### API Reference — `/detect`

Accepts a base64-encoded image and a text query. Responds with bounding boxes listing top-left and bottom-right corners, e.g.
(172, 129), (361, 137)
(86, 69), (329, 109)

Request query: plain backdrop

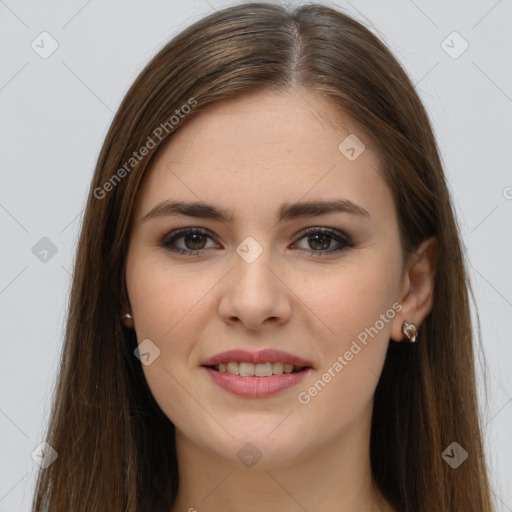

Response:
(1, 0), (511, 510)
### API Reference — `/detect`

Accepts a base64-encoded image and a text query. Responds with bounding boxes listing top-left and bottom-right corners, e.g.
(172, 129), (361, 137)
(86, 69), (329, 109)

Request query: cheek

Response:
(126, 249), (218, 341)
(293, 254), (400, 409)
(298, 255), (401, 351)
(125, 251), (217, 429)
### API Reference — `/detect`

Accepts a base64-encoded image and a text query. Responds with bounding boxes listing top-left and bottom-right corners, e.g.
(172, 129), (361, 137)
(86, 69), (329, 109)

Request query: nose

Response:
(218, 241), (292, 331)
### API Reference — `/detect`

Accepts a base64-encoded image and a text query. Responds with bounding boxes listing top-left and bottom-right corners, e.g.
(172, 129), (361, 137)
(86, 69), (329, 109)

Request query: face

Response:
(125, 89), (406, 468)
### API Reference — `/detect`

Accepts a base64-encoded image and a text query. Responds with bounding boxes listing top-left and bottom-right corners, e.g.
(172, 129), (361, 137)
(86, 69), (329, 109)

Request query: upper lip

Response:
(201, 349), (314, 369)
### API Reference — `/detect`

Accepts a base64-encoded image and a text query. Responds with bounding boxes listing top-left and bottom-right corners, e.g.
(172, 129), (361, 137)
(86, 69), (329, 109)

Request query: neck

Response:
(170, 401), (394, 512)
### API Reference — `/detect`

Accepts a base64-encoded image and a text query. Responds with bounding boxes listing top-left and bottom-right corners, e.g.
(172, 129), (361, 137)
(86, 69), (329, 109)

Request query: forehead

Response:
(133, 89), (392, 226)
(156, 89), (374, 165)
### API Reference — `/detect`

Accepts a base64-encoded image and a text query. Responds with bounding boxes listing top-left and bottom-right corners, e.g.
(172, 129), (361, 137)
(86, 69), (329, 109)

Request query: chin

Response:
(194, 423), (310, 470)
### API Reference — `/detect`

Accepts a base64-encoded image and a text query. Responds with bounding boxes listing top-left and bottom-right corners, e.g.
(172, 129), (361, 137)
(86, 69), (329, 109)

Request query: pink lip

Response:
(201, 349), (314, 398)
(201, 348), (314, 368)
(202, 367), (313, 398)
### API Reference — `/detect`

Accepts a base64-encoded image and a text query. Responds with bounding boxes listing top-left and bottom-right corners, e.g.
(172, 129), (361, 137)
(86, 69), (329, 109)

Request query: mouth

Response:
(202, 363), (313, 398)
(203, 361), (312, 377)
(200, 349), (314, 397)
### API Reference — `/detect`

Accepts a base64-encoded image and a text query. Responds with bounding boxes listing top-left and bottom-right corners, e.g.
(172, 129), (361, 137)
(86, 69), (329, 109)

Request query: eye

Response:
(160, 228), (218, 256)
(292, 227), (354, 256)
(159, 227), (354, 256)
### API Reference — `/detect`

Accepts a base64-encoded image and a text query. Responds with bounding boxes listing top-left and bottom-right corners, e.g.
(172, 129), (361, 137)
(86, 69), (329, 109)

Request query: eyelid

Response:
(160, 227), (219, 247)
(159, 225), (354, 256)
(290, 226), (354, 255)
(294, 226), (352, 244)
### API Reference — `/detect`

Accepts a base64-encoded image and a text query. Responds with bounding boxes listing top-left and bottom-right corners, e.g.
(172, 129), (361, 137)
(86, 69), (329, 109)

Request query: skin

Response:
(124, 89), (437, 512)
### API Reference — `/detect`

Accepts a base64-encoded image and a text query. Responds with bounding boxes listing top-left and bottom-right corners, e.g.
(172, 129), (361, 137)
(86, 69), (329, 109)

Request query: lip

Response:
(201, 349), (314, 368)
(200, 349), (314, 398)
(202, 366), (313, 398)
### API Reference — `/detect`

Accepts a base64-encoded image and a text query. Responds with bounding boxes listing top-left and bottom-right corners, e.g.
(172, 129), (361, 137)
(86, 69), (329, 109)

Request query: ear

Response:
(390, 236), (438, 342)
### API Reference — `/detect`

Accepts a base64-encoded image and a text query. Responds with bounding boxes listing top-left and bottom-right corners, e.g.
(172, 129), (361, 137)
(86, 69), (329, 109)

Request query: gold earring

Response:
(402, 321), (417, 342)
(122, 313), (134, 328)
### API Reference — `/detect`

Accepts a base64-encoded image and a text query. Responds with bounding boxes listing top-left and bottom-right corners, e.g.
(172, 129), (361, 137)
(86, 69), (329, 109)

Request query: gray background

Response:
(1, 0), (511, 510)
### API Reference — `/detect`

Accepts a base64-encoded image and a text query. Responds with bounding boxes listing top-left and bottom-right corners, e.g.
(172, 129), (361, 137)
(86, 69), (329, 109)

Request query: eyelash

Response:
(159, 227), (355, 257)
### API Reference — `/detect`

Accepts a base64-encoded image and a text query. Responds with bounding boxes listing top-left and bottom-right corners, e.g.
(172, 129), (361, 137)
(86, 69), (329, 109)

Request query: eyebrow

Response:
(142, 199), (371, 224)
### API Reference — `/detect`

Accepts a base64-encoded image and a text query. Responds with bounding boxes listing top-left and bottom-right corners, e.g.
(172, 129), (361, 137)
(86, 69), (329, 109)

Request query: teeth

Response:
(239, 362), (254, 376)
(255, 362), (272, 377)
(214, 361), (305, 376)
(226, 362), (239, 375)
(271, 362), (283, 375)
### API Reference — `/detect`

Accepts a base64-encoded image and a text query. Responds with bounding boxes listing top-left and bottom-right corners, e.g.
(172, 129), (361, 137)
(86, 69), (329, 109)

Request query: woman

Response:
(31, 2), (494, 511)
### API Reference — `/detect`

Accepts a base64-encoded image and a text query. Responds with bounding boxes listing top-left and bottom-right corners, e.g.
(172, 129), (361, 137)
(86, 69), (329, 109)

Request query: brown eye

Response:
(293, 228), (354, 255)
(160, 228), (217, 255)
(307, 233), (332, 251)
(182, 233), (208, 250)
(160, 227), (354, 257)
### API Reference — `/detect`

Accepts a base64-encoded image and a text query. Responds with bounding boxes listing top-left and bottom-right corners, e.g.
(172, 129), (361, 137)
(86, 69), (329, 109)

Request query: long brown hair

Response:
(31, 2), (494, 510)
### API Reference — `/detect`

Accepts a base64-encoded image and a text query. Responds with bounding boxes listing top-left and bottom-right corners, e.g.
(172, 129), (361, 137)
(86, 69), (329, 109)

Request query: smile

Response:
(209, 361), (307, 376)
(202, 365), (312, 398)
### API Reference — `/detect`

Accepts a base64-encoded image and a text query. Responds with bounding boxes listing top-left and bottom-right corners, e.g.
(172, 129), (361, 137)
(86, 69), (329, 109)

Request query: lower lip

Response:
(202, 367), (312, 398)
